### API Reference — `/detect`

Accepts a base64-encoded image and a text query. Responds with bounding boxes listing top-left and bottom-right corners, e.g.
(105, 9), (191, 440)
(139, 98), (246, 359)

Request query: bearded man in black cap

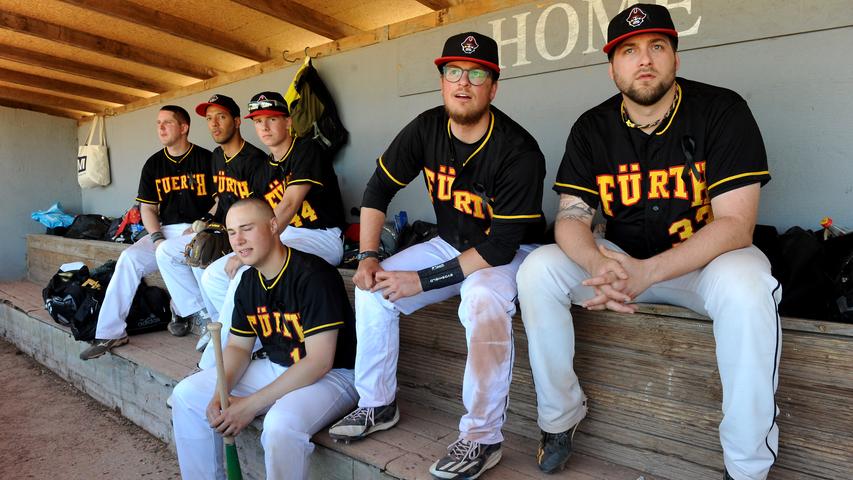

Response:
(517, 5), (780, 479)
(328, 31), (546, 479)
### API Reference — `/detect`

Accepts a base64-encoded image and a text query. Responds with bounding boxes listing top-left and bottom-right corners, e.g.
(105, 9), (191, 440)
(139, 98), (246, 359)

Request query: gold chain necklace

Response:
(164, 144), (194, 163)
(622, 84), (680, 130)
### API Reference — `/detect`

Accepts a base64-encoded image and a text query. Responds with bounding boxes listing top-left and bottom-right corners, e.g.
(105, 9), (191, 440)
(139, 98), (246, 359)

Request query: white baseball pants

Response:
(156, 229), (206, 317)
(354, 236), (534, 445)
(172, 360), (357, 480)
(95, 223), (190, 339)
(197, 227), (343, 370)
(517, 241), (782, 480)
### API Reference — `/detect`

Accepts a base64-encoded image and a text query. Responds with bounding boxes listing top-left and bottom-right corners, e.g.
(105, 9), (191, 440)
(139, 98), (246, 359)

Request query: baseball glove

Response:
(184, 223), (232, 268)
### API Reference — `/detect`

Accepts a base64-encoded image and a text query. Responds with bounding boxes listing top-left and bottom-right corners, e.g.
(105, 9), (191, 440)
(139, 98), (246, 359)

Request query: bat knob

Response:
(208, 322), (223, 333)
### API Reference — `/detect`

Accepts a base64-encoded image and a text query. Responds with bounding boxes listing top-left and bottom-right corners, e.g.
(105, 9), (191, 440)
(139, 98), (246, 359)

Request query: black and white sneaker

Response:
(429, 438), (502, 480)
(537, 421), (581, 473)
(328, 402), (399, 443)
(724, 470), (735, 480)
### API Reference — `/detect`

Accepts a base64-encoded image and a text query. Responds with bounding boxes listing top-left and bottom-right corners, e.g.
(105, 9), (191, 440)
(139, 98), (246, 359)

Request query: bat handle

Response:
(208, 322), (235, 445)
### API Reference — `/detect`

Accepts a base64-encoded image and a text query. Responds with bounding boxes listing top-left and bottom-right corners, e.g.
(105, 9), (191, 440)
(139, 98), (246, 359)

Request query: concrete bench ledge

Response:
(16, 234), (853, 480)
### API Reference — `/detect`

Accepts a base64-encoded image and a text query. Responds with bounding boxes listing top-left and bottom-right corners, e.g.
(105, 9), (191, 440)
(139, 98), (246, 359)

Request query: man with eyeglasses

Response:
(156, 94), (268, 348)
(328, 32), (545, 479)
(196, 91), (347, 370)
(517, 5), (779, 479)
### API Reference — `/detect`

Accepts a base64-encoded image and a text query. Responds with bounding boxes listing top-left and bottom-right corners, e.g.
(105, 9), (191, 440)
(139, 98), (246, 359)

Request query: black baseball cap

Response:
(434, 32), (500, 79)
(245, 91), (289, 119)
(603, 4), (678, 55)
(195, 94), (240, 117)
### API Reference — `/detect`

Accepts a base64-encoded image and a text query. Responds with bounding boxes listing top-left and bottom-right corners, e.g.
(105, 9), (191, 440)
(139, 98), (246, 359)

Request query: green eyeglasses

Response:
(442, 66), (491, 86)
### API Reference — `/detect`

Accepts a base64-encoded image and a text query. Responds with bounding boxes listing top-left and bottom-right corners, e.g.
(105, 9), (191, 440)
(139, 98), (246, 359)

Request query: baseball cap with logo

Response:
(245, 91), (289, 119)
(434, 31), (501, 79)
(603, 3), (678, 55)
(195, 94), (240, 117)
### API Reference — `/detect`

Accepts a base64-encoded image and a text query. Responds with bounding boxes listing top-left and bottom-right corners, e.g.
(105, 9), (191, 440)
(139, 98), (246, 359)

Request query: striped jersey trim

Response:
(446, 112), (495, 167)
(708, 171), (769, 191)
(554, 182), (598, 196)
(286, 178), (324, 187)
(135, 197), (158, 204)
(260, 247), (291, 291)
(230, 326), (256, 335)
(303, 321), (344, 336)
(379, 156), (406, 186)
(492, 213), (542, 220)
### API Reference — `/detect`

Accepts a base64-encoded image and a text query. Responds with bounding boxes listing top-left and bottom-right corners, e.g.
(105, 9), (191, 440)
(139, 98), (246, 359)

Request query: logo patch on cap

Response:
(460, 35), (479, 54)
(208, 95), (219, 102)
(626, 7), (647, 28)
(258, 95), (267, 100)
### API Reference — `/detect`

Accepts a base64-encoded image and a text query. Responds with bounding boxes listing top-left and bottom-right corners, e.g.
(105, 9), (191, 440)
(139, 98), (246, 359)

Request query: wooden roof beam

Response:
(415, 0), (458, 10)
(0, 10), (219, 79)
(56, 0), (272, 63)
(0, 67), (141, 105)
(0, 85), (103, 114)
(0, 98), (87, 119)
(0, 44), (177, 94)
(230, 0), (363, 40)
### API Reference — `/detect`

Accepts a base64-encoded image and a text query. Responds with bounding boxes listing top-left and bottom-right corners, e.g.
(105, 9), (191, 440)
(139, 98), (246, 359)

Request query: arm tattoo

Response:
(556, 195), (595, 223)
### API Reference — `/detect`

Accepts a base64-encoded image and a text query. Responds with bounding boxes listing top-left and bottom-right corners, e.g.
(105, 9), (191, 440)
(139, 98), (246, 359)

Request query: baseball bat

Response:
(209, 322), (244, 480)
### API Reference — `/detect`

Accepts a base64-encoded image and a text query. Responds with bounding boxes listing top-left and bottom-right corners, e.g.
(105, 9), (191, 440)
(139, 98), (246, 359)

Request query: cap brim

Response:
(603, 28), (678, 54)
(244, 109), (288, 119)
(434, 56), (500, 74)
(195, 102), (214, 117)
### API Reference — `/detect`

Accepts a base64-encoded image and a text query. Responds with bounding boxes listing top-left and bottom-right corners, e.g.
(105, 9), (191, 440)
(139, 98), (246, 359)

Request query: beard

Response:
(444, 103), (490, 126)
(214, 128), (236, 145)
(615, 70), (676, 106)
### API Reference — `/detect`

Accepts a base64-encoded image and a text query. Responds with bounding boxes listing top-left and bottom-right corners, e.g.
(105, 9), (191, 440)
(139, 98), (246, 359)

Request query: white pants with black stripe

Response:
(196, 226), (343, 370)
(517, 241), (782, 480)
(95, 223), (190, 339)
(172, 360), (357, 480)
(354, 236), (535, 446)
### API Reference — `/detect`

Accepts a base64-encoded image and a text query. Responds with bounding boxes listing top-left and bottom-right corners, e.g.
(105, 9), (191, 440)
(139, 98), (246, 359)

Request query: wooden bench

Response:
(12, 234), (853, 479)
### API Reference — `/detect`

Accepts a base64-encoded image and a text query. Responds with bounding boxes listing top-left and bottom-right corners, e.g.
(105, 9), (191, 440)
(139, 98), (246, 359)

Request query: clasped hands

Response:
(581, 245), (655, 313)
(207, 395), (258, 437)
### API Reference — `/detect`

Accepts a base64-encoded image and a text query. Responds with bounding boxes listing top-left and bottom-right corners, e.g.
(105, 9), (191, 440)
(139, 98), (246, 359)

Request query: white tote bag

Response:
(77, 115), (111, 188)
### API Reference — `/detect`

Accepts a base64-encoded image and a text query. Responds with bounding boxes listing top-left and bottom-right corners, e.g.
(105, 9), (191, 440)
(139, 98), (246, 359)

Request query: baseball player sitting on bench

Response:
(156, 94), (267, 349)
(516, 5), (781, 480)
(171, 198), (357, 480)
(80, 105), (214, 360)
(328, 32), (546, 480)
(196, 91), (346, 369)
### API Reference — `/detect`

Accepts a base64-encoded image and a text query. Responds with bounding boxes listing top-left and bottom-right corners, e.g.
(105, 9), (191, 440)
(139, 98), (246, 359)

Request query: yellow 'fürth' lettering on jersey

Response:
(154, 174), (208, 202)
(597, 161), (708, 216)
(423, 165), (491, 220)
(214, 170), (251, 199)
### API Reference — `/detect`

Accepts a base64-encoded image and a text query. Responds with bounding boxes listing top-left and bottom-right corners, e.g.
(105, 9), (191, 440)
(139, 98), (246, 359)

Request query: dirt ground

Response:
(0, 339), (181, 479)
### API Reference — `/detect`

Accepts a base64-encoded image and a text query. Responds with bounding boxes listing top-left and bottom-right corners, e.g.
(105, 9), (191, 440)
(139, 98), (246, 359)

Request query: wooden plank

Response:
(414, 0), (457, 11)
(0, 97), (86, 119)
(0, 9), (217, 80)
(0, 43), (173, 93)
(230, 0), (362, 40)
(0, 66), (138, 105)
(0, 85), (101, 114)
(56, 0), (272, 63)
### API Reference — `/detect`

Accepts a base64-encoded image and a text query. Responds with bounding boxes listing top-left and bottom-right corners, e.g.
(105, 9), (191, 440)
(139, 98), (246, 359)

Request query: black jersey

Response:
(555, 78), (770, 259)
(135, 144), (214, 225)
(231, 248), (356, 369)
(258, 136), (346, 230)
(211, 140), (268, 222)
(362, 105), (546, 266)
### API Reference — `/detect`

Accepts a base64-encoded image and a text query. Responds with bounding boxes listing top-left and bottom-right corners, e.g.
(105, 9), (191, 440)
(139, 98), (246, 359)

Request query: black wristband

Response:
(418, 257), (464, 291)
(200, 213), (214, 223)
(356, 250), (381, 262)
(150, 231), (165, 242)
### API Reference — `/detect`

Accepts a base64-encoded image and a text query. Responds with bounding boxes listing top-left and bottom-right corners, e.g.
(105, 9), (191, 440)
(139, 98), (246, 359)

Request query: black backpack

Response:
(43, 265), (91, 328)
(42, 260), (116, 341)
(125, 280), (171, 335)
(286, 58), (348, 153)
(64, 214), (113, 240)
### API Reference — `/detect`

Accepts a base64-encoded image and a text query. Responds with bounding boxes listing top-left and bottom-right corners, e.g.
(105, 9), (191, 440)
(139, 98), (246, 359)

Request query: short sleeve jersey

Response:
(231, 248), (356, 369)
(256, 136), (346, 230)
(135, 144), (214, 225)
(362, 106), (546, 262)
(211, 141), (268, 221)
(555, 78), (770, 259)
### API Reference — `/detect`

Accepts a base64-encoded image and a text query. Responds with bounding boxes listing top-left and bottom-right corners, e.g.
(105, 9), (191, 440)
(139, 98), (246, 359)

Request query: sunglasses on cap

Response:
(248, 99), (288, 111)
(442, 66), (491, 86)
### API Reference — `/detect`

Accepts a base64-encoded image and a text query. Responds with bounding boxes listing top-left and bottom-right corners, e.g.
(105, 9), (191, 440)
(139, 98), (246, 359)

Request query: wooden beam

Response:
(0, 44), (177, 94)
(0, 67), (139, 105)
(0, 98), (86, 119)
(415, 0), (457, 10)
(56, 0), (271, 63)
(0, 85), (103, 114)
(230, 0), (363, 40)
(0, 10), (219, 79)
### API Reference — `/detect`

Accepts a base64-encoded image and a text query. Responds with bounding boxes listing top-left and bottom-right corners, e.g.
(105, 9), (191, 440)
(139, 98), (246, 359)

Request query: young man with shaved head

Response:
(171, 198), (357, 480)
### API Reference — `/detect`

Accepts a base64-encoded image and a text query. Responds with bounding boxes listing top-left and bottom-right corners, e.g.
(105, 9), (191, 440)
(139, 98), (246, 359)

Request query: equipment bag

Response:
(78, 115), (111, 188)
(43, 264), (91, 327)
(284, 56), (348, 152)
(126, 280), (171, 335)
(64, 214), (113, 240)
